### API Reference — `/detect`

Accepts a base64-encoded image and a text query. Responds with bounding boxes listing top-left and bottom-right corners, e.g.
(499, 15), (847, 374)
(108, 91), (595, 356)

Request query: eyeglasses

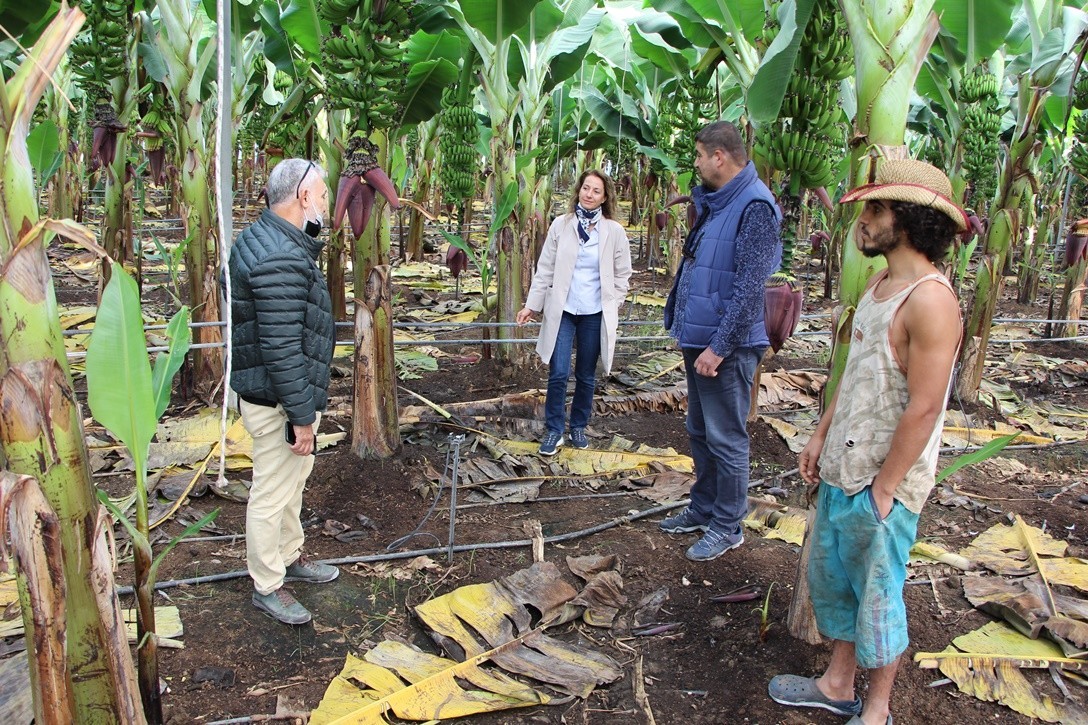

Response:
(295, 161), (315, 198)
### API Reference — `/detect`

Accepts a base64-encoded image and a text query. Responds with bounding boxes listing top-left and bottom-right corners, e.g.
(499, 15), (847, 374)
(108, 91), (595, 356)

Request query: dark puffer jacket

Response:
(228, 208), (334, 426)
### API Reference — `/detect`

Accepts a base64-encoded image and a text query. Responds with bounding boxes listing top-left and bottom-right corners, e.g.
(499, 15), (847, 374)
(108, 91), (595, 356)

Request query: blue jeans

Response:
(682, 346), (764, 534)
(545, 311), (602, 434)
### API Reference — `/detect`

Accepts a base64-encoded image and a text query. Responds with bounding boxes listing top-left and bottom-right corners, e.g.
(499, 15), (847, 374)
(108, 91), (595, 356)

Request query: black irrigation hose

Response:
(118, 467), (809, 596)
(115, 500), (688, 597)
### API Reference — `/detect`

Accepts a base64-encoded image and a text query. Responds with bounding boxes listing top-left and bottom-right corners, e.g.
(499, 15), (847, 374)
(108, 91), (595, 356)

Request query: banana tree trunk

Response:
(47, 62), (79, 221)
(1057, 258), (1087, 337)
(323, 111), (349, 320)
(958, 80), (1047, 400)
(178, 113), (223, 391)
(0, 9), (145, 721)
(406, 167), (433, 261)
(406, 120), (438, 261)
(351, 132), (400, 459)
(492, 117), (522, 362)
(102, 141), (131, 265)
(823, 0), (938, 403)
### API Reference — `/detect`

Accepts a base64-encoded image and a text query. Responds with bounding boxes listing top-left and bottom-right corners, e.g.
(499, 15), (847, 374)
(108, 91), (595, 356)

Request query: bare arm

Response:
(799, 386), (839, 486)
(870, 281), (961, 516)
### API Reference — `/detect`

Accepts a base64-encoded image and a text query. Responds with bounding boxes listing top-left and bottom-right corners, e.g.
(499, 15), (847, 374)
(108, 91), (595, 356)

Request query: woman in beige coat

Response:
(516, 169), (632, 455)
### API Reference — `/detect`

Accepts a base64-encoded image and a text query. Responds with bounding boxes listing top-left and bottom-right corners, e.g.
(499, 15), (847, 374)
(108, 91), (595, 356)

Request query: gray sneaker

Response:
(569, 428), (590, 449)
(539, 430), (564, 456)
(253, 588), (311, 625)
(686, 528), (744, 561)
(659, 507), (709, 534)
(285, 555), (339, 584)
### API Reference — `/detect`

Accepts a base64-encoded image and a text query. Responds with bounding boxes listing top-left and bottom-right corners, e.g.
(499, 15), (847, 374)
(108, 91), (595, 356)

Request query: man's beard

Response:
(858, 225), (900, 258)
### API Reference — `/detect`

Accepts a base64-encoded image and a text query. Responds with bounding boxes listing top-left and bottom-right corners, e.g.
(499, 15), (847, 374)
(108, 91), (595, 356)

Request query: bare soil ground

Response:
(30, 197), (1088, 724)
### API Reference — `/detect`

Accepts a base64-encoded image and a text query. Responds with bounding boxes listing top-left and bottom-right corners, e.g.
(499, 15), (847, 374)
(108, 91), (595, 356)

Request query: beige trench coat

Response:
(523, 213), (632, 374)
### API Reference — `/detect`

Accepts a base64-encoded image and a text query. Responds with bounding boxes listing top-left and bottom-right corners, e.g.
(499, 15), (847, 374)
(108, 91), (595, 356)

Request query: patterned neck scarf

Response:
(574, 204), (602, 243)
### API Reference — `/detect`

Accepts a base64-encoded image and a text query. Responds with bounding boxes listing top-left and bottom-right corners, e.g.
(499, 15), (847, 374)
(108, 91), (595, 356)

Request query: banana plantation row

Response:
(1, 0), (1088, 722)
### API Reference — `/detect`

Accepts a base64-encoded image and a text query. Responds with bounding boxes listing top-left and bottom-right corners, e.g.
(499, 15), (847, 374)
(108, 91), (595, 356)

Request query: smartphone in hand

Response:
(284, 421), (316, 455)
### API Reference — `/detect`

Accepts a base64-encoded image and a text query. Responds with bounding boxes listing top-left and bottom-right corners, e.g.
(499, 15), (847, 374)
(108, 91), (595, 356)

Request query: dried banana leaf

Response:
(311, 564), (622, 723)
(915, 622), (1088, 722)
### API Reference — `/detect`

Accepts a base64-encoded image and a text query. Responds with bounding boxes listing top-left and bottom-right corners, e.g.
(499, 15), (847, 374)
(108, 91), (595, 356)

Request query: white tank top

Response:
(818, 271), (956, 513)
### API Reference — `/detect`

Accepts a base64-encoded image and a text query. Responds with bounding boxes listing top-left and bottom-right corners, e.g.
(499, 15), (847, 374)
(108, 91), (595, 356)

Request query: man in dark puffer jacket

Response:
(229, 158), (338, 625)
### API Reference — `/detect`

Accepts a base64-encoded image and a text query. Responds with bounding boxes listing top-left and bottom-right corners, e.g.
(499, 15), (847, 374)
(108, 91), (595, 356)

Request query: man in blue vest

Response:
(660, 121), (782, 561)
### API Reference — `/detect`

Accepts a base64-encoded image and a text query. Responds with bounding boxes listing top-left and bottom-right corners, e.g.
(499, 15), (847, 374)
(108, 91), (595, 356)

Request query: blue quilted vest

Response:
(664, 162), (781, 350)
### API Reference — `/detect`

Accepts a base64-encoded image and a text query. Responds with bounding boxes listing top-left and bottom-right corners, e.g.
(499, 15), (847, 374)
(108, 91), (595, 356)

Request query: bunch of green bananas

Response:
(800, 0), (853, 81)
(1073, 75), (1088, 112)
(439, 87), (480, 203)
(687, 83), (714, 105)
(963, 102), (1001, 137)
(267, 114), (309, 159)
(756, 123), (842, 188)
(760, 15), (780, 52)
(960, 90), (1002, 205)
(1069, 113), (1088, 179)
(319, 0), (411, 132)
(960, 68), (1000, 104)
(70, 0), (132, 94)
(318, 0), (360, 25)
(140, 107), (170, 152)
(756, 0), (849, 191)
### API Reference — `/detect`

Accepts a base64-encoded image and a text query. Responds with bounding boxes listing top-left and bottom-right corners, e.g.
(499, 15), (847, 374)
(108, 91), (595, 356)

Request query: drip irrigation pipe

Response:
(118, 468), (808, 596)
(115, 500), (688, 596)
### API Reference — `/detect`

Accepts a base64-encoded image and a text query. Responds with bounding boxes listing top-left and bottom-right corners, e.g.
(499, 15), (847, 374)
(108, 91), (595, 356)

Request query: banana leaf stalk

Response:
(0, 5), (145, 721)
(824, 0), (940, 402)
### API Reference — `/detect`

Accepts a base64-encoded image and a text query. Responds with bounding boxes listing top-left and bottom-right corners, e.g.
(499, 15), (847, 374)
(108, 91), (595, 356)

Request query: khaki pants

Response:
(240, 400), (321, 595)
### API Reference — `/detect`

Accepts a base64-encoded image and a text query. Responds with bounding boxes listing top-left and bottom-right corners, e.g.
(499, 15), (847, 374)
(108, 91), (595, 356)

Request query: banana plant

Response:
(957, 1), (1088, 401)
(405, 116), (440, 260)
(913, 0), (1017, 248)
(39, 56), (83, 220)
(140, 0), (223, 392)
(312, 0), (413, 458)
(69, 0), (139, 276)
(512, 0), (605, 264)
(427, 0), (608, 360)
(822, 0), (942, 402)
(86, 263), (212, 724)
(0, 6), (145, 721)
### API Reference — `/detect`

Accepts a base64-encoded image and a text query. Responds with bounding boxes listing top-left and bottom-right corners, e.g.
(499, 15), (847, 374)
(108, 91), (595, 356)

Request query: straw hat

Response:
(840, 159), (968, 231)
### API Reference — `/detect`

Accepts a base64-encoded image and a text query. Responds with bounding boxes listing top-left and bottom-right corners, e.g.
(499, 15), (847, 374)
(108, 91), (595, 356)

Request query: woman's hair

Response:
(569, 169), (616, 219)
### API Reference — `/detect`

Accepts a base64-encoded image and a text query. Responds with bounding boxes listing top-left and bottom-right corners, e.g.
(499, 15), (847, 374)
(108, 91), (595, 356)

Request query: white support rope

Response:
(215, 0), (233, 486)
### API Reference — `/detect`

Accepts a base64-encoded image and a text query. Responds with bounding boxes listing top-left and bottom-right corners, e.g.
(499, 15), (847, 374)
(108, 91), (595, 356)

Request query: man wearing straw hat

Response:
(768, 159), (965, 725)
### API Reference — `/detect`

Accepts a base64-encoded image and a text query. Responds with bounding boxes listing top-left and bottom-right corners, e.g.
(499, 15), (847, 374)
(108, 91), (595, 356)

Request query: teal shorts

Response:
(808, 481), (919, 669)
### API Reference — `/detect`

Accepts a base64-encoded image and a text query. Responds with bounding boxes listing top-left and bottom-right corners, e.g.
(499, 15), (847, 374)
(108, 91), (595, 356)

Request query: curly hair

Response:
(889, 201), (959, 263)
(569, 169), (616, 219)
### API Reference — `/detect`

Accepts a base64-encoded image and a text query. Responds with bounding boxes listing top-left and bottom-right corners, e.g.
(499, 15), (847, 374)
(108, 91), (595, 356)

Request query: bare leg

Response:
(816, 639), (858, 701)
(858, 656), (898, 724)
